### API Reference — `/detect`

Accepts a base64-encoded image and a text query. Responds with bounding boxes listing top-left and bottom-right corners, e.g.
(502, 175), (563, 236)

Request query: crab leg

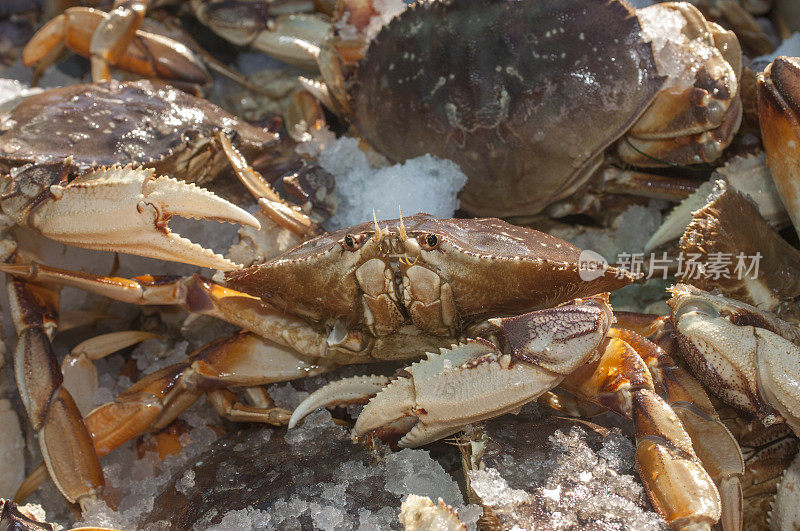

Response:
(560, 330), (721, 529)
(610, 324), (744, 531)
(88, 0), (147, 82)
(23, 6), (211, 84)
(217, 132), (319, 239)
(0, 163), (260, 270)
(85, 331), (336, 456)
(290, 295), (614, 443)
(0, 264), (339, 360)
(7, 276), (104, 509)
(62, 330), (162, 415)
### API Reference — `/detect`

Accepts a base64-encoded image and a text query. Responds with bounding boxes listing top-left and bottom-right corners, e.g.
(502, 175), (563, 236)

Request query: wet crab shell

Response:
(346, 0), (663, 217)
(0, 80), (278, 184)
(225, 213), (635, 328)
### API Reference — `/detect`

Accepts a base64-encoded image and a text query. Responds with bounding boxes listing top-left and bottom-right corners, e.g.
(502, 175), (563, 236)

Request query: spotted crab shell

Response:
(0, 80), (277, 184)
(348, 0), (663, 217)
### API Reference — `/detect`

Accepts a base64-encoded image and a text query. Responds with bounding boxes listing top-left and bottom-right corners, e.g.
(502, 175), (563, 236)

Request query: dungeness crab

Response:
(0, 79), (315, 270)
(0, 213), (728, 528)
(297, 0), (742, 217)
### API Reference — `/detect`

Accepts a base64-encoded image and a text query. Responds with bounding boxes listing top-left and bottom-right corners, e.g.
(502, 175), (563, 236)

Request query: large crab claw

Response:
(669, 284), (800, 435)
(291, 295), (612, 447)
(1, 162), (259, 270)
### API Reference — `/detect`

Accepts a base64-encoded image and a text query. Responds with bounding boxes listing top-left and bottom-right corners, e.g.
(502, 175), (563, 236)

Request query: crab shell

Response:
(342, 0), (663, 217)
(0, 80), (278, 184)
(225, 214), (635, 333)
(669, 284), (800, 433)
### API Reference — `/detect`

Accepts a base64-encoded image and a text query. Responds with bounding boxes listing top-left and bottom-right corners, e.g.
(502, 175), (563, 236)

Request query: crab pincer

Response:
(291, 295), (613, 445)
(1, 162), (259, 270)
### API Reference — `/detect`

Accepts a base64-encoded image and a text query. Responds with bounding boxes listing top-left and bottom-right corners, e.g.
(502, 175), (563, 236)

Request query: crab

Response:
(1, 214), (653, 513)
(288, 288), (761, 529)
(294, 0), (742, 218)
(21, 0), (331, 85)
(0, 79), (316, 270)
(667, 284), (800, 528)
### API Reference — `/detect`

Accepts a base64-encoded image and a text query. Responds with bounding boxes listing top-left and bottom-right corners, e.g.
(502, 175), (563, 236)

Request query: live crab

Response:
(0, 79), (318, 270)
(3, 210), (791, 530)
(296, 0), (743, 217)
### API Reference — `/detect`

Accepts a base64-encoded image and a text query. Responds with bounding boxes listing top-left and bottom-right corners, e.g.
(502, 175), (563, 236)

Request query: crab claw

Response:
(293, 295), (612, 446)
(669, 284), (800, 435)
(1, 163), (259, 270)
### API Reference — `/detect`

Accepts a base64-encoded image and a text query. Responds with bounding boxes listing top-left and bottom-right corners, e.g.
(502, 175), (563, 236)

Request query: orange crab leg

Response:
(23, 7), (210, 84)
(610, 325), (745, 531)
(7, 277), (104, 509)
(561, 334), (722, 529)
(0, 263), (339, 359)
(85, 331), (336, 456)
(217, 132), (320, 239)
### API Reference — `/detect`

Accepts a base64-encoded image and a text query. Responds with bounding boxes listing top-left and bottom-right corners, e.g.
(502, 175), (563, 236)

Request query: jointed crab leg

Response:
(0, 163), (260, 270)
(560, 330), (722, 529)
(89, 0), (147, 82)
(0, 264), (341, 360)
(608, 324), (744, 531)
(62, 330), (162, 415)
(7, 276), (104, 508)
(22, 6), (211, 84)
(217, 132), (320, 239)
(84, 331), (336, 457)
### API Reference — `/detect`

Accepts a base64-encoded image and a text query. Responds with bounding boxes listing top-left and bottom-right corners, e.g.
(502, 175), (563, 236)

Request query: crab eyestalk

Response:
(1, 163), (259, 270)
(291, 295), (613, 447)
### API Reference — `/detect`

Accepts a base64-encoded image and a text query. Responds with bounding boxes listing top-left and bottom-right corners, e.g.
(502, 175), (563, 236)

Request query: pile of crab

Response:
(2, 0), (800, 529)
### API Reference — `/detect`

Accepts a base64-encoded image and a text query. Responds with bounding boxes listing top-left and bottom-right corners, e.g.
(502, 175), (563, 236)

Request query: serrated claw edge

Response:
(27, 165), (260, 270)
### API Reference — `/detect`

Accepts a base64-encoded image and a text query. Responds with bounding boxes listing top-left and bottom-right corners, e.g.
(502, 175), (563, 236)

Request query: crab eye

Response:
(419, 233), (439, 250)
(342, 234), (364, 251)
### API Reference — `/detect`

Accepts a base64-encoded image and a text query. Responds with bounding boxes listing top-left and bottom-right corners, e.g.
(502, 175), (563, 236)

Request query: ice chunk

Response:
(133, 339), (188, 376)
(318, 137), (467, 230)
(614, 202), (663, 257)
(384, 449), (462, 507)
(568, 202), (662, 263)
(464, 412), (665, 530)
(637, 4), (721, 91)
(175, 469), (195, 495)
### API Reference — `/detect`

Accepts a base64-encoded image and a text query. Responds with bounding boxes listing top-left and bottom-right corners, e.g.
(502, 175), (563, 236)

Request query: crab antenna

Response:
(398, 206), (408, 241)
(372, 209), (383, 242)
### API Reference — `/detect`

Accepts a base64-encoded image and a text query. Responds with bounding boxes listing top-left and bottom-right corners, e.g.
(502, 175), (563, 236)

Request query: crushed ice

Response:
(317, 137), (468, 230)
